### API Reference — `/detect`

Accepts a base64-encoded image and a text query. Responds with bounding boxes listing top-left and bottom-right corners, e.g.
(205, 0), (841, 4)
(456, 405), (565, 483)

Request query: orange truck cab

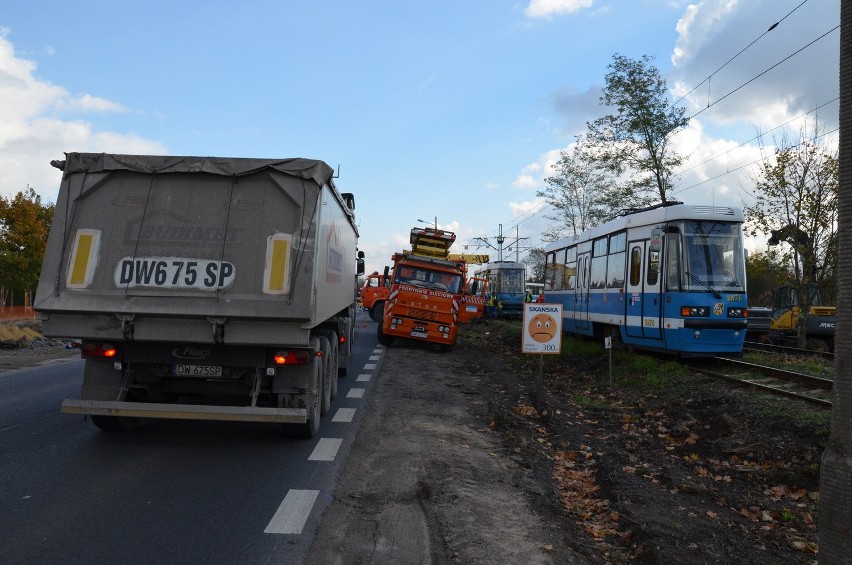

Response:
(377, 227), (486, 351)
(360, 271), (390, 321)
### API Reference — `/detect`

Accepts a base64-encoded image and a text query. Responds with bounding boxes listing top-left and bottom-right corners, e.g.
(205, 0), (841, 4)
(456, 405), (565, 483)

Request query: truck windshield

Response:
(681, 220), (746, 293)
(395, 266), (462, 293)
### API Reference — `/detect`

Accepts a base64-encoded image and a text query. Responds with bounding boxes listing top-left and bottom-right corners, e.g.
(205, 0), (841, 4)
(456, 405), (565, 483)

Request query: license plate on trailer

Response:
(410, 331), (428, 338)
(174, 364), (222, 377)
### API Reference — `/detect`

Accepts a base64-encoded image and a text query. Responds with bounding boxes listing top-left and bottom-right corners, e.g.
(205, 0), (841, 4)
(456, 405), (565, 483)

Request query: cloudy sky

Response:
(0, 0), (839, 274)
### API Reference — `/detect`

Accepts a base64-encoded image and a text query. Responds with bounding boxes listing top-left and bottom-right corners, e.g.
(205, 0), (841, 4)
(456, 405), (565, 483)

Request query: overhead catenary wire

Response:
(673, 0), (811, 108)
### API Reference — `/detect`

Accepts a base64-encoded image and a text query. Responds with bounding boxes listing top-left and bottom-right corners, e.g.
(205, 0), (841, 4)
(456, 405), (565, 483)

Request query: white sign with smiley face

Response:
(522, 303), (563, 354)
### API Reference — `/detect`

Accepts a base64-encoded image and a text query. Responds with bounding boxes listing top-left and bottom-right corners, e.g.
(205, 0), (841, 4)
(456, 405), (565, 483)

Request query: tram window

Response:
(607, 251), (626, 287)
(647, 250), (659, 286)
(590, 255), (607, 288)
(593, 237), (608, 256)
(566, 247), (577, 263)
(565, 261), (577, 290)
(609, 232), (626, 254)
(629, 246), (641, 286)
(544, 252), (556, 290)
(666, 235), (682, 291)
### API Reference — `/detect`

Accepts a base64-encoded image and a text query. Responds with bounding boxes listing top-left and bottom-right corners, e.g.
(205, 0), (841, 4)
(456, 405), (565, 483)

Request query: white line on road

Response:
(364, 363), (376, 370)
(346, 388), (365, 399)
(357, 373), (371, 382)
(264, 490), (319, 534)
(332, 408), (356, 422)
(369, 355), (380, 361)
(308, 438), (343, 461)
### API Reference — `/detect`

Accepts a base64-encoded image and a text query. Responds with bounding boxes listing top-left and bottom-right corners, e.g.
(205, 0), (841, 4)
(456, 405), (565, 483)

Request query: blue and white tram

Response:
(543, 203), (748, 356)
(474, 261), (526, 317)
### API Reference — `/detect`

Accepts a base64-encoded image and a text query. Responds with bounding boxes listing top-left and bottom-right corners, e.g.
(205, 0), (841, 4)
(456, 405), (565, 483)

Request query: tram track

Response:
(686, 356), (833, 407)
(742, 339), (834, 361)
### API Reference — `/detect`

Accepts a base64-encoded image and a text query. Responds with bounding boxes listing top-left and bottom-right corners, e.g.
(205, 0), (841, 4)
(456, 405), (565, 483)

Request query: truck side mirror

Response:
(356, 251), (365, 276)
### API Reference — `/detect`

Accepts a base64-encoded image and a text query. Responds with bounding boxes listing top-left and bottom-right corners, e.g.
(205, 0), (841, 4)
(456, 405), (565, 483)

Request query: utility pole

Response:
(471, 224), (529, 263)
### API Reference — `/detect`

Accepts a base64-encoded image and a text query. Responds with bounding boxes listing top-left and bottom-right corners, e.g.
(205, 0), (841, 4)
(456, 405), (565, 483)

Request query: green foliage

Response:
(745, 251), (787, 306)
(586, 53), (689, 205)
(0, 186), (54, 302)
(743, 123), (838, 346)
(523, 247), (546, 282)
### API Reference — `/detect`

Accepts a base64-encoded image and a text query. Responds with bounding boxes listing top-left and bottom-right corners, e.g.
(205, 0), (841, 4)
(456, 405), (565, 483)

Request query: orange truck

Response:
(360, 271), (391, 321)
(377, 227), (486, 351)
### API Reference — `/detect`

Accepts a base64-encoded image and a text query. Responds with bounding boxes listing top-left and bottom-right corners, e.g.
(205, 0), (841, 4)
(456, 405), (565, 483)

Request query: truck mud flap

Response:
(61, 399), (307, 423)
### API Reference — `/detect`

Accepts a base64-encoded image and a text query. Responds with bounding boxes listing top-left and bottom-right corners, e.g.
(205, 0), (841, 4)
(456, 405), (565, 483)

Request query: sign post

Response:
(522, 303), (563, 413)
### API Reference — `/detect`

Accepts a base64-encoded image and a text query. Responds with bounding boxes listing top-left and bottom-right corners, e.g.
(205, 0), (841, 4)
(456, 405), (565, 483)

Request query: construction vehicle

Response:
(377, 227), (486, 351)
(34, 153), (364, 437)
(766, 225), (836, 350)
(361, 270), (391, 321)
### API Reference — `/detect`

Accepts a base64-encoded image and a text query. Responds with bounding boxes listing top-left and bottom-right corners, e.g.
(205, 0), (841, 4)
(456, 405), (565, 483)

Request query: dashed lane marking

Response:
(332, 408), (356, 423)
(264, 489), (319, 534)
(346, 388), (365, 399)
(369, 355), (380, 361)
(356, 373), (371, 382)
(364, 363), (377, 370)
(308, 438), (343, 461)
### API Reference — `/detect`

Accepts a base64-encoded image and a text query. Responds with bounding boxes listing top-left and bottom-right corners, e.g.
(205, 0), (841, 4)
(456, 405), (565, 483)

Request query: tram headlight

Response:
(727, 307), (746, 318)
(680, 306), (709, 317)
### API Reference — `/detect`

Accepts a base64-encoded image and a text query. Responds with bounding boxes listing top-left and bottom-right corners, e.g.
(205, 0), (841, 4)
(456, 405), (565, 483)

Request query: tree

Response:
(523, 247), (546, 283)
(819, 0), (852, 558)
(743, 124), (838, 348)
(537, 135), (643, 240)
(0, 186), (54, 305)
(587, 53), (688, 204)
(744, 250), (787, 307)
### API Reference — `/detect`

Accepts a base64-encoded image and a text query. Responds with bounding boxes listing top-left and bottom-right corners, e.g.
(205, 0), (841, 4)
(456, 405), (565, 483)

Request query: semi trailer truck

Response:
(34, 153), (364, 437)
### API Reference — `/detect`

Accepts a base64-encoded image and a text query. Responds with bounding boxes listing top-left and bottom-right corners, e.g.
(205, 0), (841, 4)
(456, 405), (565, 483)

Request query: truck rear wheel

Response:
(377, 322), (394, 347)
(280, 355), (322, 439)
(90, 415), (140, 432)
(371, 302), (385, 324)
(315, 329), (339, 400)
(317, 336), (333, 416)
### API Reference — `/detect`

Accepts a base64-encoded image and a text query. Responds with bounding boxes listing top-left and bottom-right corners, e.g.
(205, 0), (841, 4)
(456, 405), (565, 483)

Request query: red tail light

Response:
(273, 350), (310, 365)
(82, 342), (117, 358)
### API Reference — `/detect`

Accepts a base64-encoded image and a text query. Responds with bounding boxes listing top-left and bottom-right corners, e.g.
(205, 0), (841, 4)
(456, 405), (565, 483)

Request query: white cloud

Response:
(0, 33), (165, 203)
(511, 175), (537, 189)
(525, 0), (594, 18)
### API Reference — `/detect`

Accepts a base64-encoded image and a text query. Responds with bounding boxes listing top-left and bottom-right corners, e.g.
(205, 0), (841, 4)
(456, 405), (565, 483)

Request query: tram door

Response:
(643, 231), (664, 340)
(575, 251), (591, 331)
(625, 237), (663, 339)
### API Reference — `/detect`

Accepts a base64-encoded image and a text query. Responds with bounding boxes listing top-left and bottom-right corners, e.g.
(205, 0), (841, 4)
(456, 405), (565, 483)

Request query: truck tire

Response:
(371, 302), (385, 324)
(338, 324), (353, 377)
(317, 336), (333, 416)
(368, 306), (377, 322)
(90, 415), (140, 432)
(280, 350), (322, 439)
(316, 329), (339, 400)
(377, 322), (394, 347)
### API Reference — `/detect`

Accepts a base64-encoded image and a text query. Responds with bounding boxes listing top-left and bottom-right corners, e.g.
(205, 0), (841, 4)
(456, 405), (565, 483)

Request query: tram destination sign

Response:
(522, 303), (563, 354)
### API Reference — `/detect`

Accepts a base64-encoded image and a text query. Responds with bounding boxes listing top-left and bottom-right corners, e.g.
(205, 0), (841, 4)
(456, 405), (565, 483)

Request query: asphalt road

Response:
(0, 311), (382, 564)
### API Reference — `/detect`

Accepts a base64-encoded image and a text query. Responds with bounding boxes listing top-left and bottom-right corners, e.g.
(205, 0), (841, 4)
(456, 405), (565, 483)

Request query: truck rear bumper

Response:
(61, 399), (307, 423)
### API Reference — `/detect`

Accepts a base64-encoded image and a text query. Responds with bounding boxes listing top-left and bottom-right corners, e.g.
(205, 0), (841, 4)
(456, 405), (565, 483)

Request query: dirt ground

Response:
(309, 317), (825, 564)
(0, 319), (79, 372)
(2, 316), (825, 563)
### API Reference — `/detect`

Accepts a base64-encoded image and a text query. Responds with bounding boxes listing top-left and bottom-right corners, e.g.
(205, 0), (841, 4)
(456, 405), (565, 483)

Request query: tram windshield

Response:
(681, 220), (745, 292)
(395, 266), (462, 293)
(494, 268), (525, 295)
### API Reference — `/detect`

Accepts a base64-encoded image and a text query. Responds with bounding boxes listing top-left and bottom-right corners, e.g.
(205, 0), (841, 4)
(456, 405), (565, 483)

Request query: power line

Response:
(674, 97), (839, 178)
(674, 0), (810, 107)
(670, 126), (838, 197)
(688, 24), (839, 120)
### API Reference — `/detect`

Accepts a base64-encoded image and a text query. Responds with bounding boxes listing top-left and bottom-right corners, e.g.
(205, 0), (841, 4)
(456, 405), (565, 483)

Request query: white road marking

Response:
(369, 355), (380, 361)
(357, 373), (371, 382)
(264, 490), (319, 534)
(308, 438), (343, 461)
(346, 388), (365, 399)
(332, 408), (356, 422)
(364, 363), (376, 370)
